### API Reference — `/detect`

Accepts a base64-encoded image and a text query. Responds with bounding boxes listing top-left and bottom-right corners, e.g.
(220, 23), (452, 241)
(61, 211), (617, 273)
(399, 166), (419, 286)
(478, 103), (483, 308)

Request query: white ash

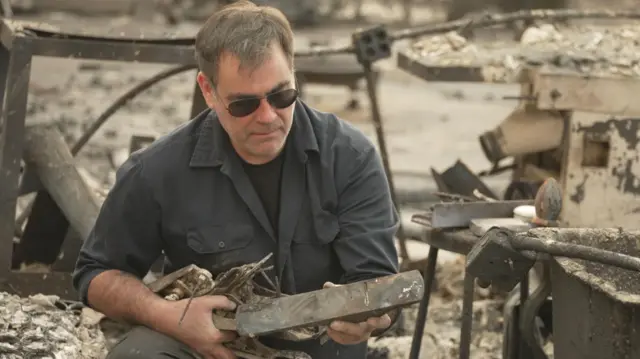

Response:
(0, 292), (108, 359)
(370, 300), (505, 359)
(408, 23), (640, 82)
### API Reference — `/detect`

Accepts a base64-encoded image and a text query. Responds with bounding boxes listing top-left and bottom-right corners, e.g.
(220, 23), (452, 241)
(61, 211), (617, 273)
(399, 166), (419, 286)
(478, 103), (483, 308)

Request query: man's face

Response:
(197, 43), (296, 165)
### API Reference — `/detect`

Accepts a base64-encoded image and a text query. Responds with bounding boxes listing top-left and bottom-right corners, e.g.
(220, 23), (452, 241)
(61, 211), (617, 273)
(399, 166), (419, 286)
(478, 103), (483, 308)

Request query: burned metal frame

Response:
(0, 19), (199, 300)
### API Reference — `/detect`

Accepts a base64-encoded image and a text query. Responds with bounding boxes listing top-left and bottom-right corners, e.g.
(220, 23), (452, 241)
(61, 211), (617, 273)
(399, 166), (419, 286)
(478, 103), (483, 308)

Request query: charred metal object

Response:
(351, 25), (392, 66)
(148, 254), (424, 359)
(479, 106), (565, 164)
(466, 227), (536, 291)
(432, 160), (498, 200)
(532, 178), (562, 227)
(550, 228), (640, 359)
(467, 227), (640, 292)
(426, 199), (533, 229)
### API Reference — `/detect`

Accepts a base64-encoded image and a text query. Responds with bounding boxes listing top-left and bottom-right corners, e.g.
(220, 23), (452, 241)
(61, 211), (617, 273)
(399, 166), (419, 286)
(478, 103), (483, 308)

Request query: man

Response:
(72, 1), (400, 358)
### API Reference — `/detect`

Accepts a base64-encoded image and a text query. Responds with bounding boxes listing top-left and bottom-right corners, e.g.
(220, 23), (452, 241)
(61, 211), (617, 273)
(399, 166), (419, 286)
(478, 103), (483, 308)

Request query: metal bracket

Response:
(351, 25), (392, 66)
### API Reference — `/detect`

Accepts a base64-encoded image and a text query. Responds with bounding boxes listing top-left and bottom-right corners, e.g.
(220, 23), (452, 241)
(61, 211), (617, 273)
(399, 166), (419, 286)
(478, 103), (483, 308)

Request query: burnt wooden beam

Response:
(22, 124), (100, 240)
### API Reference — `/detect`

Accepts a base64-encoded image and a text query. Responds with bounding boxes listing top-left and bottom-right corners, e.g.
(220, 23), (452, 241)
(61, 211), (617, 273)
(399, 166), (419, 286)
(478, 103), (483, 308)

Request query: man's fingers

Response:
(207, 345), (237, 359)
(326, 327), (362, 345)
(201, 295), (237, 311)
(212, 329), (237, 343)
(367, 314), (392, 329)
(330, 320), (372, 337)
(323, 281), (340, 289)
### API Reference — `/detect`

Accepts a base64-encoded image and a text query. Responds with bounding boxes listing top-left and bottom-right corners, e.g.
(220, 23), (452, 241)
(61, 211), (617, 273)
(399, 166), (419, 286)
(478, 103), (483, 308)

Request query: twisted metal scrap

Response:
(294, 9), (640, 57)
(155, 254), (322, 359)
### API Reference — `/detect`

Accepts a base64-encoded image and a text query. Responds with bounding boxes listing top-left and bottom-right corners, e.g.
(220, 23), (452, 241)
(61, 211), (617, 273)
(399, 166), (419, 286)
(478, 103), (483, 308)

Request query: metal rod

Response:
(362, 63), (409, 264)
(511, 234), (640, 272)
(516, 274), (530, 359)
(459, 274), (474, 359)
(294, 10), (640, 57)
(408, 247), (439, 359)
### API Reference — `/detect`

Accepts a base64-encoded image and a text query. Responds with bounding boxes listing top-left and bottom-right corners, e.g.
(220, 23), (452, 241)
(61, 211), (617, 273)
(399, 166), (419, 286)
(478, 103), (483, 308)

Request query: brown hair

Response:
(195, 0), (295, 86)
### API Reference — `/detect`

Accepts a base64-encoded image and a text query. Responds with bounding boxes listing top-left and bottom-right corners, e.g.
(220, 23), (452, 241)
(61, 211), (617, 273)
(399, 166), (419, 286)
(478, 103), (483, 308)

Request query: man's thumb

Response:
(200, 295), (237, 311)
(323, 281), (340, 289)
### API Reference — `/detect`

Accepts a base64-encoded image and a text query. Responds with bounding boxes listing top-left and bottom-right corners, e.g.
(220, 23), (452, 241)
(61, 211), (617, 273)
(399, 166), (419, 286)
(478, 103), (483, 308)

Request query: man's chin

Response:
(247, 144), (285, 162)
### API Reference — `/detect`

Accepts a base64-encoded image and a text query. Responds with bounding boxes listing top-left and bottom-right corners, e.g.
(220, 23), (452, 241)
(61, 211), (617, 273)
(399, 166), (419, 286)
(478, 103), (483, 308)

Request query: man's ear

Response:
(196, 72), (217, 108)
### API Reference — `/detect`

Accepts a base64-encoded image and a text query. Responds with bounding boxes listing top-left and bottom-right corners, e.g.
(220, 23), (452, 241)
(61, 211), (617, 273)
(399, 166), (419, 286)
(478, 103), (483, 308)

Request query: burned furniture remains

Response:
(468, 227), (640, 359)
(398, 19), (640, 359)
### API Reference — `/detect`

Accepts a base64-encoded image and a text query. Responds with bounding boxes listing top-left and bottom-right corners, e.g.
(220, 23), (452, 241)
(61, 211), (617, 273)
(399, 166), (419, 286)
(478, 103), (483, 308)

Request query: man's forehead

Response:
(216, 52), (293, 98)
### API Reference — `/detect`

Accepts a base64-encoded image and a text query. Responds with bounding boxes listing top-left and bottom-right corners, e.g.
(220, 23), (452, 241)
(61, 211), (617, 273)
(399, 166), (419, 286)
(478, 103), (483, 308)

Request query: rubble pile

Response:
(408, 23), (640, 82)
(0, 293), (108, 359)
(370, 255), (506, 359)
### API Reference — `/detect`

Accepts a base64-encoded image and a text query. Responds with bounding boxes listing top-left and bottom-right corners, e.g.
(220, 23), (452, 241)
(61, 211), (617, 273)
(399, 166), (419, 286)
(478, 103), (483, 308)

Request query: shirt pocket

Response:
(186, 223), (255, 274)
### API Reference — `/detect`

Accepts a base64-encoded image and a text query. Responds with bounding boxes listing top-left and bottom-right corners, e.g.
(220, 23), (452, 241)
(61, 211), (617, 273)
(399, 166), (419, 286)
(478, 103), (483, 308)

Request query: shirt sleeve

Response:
(72, 155), (163, 305)
(332, 145), (400, 284)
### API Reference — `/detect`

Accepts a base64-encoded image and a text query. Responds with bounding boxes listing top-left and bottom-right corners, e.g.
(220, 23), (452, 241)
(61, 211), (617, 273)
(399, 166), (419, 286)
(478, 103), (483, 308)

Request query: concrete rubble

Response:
(408, 22), (640, 83)
(0, 292), (108, 359)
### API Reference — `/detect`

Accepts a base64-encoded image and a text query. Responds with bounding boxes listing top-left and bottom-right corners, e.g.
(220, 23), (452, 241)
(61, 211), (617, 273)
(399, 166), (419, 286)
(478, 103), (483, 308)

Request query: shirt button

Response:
(218, 241), (226, 248)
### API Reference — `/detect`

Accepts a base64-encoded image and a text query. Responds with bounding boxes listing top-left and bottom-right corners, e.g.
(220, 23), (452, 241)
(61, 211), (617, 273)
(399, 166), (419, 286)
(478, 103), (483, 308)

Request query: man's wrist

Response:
(142, 297), (180, 334)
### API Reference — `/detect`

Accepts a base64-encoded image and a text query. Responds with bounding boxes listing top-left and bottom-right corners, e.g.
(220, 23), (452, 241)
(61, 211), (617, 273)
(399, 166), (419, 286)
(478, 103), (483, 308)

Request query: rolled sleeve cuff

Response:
(74, 267), (108, 307)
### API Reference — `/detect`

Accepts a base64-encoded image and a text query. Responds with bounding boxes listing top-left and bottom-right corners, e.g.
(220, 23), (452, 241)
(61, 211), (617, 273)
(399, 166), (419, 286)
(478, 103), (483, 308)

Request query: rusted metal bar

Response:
(235, 270), (424, 337)
(459, 274), (475, 359)
(362, 61), (409, 265)
(0, 40), (32, 283)
(513, 228), (640, 272)
(429, 200), (533, 229)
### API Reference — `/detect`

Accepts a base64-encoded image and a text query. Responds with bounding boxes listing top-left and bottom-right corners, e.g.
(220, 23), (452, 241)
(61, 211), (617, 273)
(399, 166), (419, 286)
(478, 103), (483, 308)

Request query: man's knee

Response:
(106, 326), (197, 359)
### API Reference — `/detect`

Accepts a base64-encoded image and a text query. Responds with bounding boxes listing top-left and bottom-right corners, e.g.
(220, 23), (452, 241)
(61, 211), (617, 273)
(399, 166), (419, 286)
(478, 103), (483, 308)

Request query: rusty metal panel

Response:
(235, 270), (424, 337)
(550, 236), (640, 359)
(533, 68), (640, 116)
(429, 200), (533, 229)
(550, 226), (640, 359)
(551, 263), (640, 359)
(550, 261), (640, 359)
(0, 41), (32, 284)
(560, 111), (640, 227)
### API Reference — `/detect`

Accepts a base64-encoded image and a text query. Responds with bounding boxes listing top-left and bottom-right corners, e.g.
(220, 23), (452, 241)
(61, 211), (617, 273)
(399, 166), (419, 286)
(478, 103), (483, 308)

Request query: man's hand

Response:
(166, 295), (238, 359)
(323, 282), (392, 345)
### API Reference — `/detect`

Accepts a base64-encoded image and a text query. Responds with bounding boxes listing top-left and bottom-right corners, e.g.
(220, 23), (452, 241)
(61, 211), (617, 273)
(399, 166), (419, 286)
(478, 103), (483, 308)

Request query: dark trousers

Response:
(107, 325), (368, 359)
(107, 326), (199, 359)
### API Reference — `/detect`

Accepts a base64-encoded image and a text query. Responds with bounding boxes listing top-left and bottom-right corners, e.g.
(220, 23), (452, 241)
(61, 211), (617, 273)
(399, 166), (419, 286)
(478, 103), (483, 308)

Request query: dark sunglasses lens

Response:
(268, 89), (298, 109)
(228, 99), (261, 117)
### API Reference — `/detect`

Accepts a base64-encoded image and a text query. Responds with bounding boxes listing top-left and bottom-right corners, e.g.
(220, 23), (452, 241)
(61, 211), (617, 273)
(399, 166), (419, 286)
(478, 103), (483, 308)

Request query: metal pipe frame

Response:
(0, 19), (199, 299)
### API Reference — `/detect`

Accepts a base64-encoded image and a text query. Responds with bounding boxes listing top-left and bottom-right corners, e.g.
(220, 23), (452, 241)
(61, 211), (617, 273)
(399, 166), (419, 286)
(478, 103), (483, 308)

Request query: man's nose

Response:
(254, 99), (277, 123)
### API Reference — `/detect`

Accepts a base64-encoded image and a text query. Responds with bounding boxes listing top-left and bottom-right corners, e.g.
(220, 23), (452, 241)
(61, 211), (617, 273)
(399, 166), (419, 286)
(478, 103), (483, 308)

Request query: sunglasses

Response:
(224, 88), (299, 118)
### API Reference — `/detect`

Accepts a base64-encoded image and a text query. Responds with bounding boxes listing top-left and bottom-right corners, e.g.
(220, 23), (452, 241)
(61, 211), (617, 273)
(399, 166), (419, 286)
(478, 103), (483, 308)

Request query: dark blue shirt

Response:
(73, 99), (400, 358)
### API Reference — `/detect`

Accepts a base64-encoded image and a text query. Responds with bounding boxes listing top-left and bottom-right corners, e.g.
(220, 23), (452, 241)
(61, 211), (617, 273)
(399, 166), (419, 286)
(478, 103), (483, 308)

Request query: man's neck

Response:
(235, 142), (286, 166)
